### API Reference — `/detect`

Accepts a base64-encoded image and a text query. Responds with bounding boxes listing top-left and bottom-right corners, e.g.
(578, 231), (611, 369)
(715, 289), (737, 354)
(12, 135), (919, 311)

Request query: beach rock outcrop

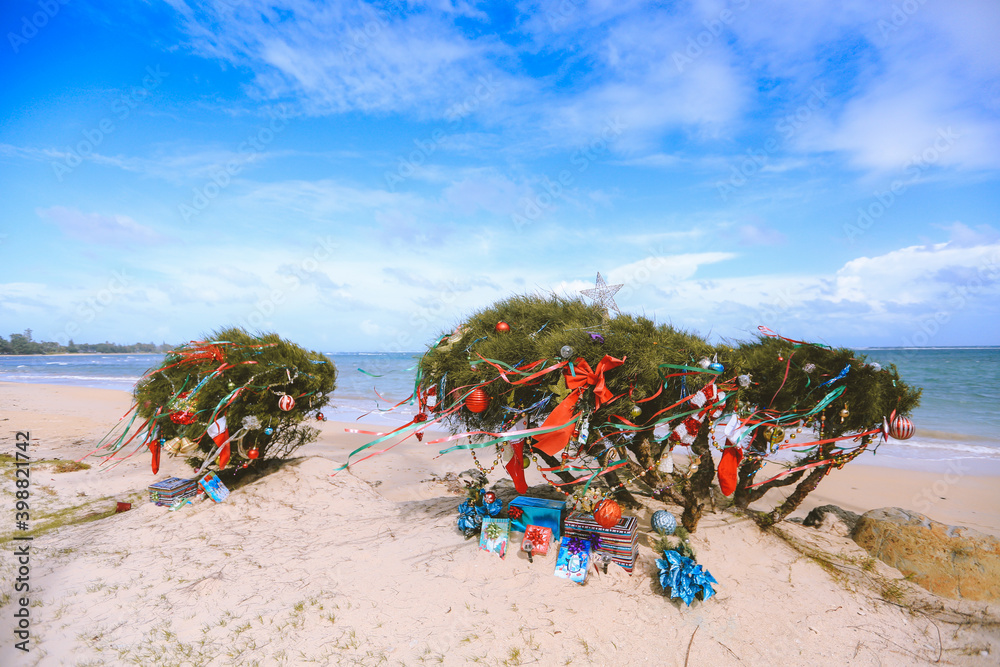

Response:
(852, 507), (1000, 601)
(802, 504), (859, 537)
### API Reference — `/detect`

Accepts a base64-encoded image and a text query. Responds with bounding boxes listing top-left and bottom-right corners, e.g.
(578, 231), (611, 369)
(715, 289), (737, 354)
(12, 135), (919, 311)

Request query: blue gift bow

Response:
(656, 550), (718, 606)
(457, 500), (483, 532)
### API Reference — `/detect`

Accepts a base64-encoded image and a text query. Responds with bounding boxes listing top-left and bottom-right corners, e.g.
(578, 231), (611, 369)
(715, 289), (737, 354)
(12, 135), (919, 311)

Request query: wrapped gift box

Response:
(479, 518), (511, 558)
(199, 472), (230, 503)
(553, 536), (590, 584)
(522, 525), (553, 556)
(148, 477), (197, 506)
(564, 512), (638, 573)
(509, 496), (566, 541)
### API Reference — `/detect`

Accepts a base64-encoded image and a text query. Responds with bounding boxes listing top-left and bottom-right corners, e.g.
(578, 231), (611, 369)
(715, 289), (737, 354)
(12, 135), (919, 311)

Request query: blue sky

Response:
(1, 0), (998, 352)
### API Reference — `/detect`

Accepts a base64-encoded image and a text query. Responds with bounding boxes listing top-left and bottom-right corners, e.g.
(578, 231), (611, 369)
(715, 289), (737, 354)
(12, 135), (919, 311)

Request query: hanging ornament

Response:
(495, 321), (510, 333)
(869, 362), (882, 371)
(888, 414), (915, 440)
(248, 447), (259, 459)
(738, 374), (752, 388)
(803, 363), (816, 374)
(697, 357), (712, 369)
(630, 405), (642, 418)
(708, 353), (724, 373)
(264, 426), (274, 436)
(560, 345), (574, 359)
(593, 498), (622, 529)
(651, 510), (677, 536)
(227, 381), (236, 390)
(169, 410), (197, 425)
(839, 403), (849, 423)
(522, 454), (531, 469)
(765, 426), (785, 445)
(278, 394), (295, 411)
(317, 412), (326, 421)
(465, 388), (490, 413)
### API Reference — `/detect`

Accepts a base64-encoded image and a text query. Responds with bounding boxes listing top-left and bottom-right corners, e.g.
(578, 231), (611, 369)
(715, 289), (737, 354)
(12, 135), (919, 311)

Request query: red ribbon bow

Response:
(533, 355), (625, 456)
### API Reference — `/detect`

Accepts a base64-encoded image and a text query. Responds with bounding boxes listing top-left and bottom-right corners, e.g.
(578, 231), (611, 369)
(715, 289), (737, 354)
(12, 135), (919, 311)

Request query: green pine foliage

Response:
(134, 327), (337, 471)
(730, 336), (920, 443)
(416, 294), (922, 531)
(418, 294), (720, 438)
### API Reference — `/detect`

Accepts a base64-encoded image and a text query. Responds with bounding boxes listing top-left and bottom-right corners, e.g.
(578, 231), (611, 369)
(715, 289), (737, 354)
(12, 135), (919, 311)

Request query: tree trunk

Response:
(600, 448), (641, 509)
(680, 420), (716, 532)
(534, 450), (581, 486)
(767, 464), (829, 524)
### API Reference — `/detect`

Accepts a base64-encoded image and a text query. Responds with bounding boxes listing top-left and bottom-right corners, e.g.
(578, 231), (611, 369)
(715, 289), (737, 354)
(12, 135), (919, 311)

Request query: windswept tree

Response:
(412, 294), (919, 532)
(96, 327), (337, 475)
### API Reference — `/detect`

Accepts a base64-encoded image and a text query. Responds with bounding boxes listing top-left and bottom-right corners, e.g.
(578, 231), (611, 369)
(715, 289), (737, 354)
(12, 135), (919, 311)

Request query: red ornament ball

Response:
(465, 388), (490, 413)
(495, 321), (510, 332)
(415, 412), (427, 422)
(317, 412), (325, 421)
(169, 410), (196, 425)
(889, 415), (915, 440)
(593, 498), (622, 529)
(248, 448), (259, 460)
(485, 492), (497, 504)
(278, 394), (295, 411)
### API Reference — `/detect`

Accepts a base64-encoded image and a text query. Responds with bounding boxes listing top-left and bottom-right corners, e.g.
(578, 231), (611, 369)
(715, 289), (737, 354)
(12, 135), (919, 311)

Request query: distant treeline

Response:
(1, 330), (173, 355)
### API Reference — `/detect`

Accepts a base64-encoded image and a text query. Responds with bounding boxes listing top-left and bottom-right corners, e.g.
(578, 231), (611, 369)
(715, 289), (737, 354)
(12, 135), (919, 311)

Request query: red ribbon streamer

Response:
(533, 355), (624, 456)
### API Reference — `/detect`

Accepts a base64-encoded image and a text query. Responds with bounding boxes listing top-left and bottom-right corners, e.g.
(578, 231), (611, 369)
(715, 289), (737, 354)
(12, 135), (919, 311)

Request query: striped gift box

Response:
(564, 513), (638, 573)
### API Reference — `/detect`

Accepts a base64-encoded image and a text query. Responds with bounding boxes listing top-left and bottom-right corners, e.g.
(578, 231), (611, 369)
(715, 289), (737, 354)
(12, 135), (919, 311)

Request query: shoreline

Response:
(3, 380), (998, 537)
(2, 381), (999, 665)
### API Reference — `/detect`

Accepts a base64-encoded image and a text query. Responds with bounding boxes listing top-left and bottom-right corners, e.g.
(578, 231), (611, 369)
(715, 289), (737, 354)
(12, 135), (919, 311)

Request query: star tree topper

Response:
(580, 272), (623, 316)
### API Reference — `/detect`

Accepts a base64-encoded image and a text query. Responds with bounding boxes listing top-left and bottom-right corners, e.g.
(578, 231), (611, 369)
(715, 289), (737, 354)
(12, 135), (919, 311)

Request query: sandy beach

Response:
(2, 381), (999, 666)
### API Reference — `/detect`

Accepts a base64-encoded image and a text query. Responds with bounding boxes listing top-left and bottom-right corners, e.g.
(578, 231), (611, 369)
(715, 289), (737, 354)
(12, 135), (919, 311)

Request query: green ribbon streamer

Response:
(437, 413), (582, 455)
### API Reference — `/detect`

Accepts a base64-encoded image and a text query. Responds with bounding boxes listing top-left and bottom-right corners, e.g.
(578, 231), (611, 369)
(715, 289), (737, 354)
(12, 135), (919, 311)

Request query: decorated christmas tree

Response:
(403, 287), (919, 532)
(95, 327), (337, 475)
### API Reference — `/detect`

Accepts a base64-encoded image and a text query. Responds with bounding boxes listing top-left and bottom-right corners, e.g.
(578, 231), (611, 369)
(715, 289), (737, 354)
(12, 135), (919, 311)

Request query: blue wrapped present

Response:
(509, 496), (566, 541)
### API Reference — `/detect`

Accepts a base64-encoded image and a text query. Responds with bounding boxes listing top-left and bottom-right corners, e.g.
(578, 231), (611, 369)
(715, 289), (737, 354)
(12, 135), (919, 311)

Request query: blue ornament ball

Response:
(264, 427), (274, 436)
(651, 510), (677, 536)
(709, 362), (725, 373)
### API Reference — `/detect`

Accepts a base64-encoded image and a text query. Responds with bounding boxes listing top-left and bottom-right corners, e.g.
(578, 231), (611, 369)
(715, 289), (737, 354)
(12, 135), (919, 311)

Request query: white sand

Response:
(1, 382), (998, 665)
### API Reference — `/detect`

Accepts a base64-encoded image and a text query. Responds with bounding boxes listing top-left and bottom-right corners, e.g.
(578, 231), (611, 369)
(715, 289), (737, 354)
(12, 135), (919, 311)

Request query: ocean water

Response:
(2, 348), (998, 470)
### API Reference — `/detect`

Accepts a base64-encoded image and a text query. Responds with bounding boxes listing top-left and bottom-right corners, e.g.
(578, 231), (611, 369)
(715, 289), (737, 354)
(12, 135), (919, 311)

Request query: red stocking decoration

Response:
(504, 439), (528, 494)
(717, 445), (743, 496)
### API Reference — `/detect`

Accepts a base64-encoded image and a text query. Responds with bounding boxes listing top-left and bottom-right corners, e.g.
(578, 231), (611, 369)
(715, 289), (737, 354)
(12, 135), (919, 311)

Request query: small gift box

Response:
(199, 472), (230, 503)
(509, 496), (566, 541)
(480, 518), (511, 558)
(553, 536), (590, 584)
(522, 525), (553, 557)
(564, 512), (639, 573)
(148, 477), (197, 506)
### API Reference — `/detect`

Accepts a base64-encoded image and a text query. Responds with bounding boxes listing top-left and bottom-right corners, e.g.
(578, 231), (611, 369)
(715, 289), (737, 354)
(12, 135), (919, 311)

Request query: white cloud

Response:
(36, 206), (165, 246)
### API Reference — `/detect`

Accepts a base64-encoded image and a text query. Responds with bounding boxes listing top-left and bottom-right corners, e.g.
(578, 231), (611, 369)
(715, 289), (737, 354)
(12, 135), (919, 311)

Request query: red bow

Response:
(533, 355), (625, 456)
